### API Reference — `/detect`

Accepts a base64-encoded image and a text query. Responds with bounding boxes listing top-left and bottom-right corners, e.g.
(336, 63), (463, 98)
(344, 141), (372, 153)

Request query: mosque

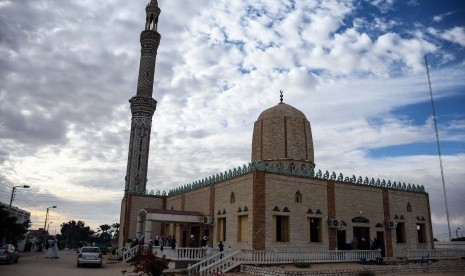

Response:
(118, 0), (434, 258)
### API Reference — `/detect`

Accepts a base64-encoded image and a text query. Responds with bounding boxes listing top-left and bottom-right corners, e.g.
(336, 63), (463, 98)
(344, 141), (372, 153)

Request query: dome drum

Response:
(252, 103), (314, 168)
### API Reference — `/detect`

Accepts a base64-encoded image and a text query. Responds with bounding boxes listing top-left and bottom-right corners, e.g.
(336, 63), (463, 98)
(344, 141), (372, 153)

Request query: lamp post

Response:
(9, 185), (30, 209)
(45, 222), (53, 242)
(43, 206), (57, 246)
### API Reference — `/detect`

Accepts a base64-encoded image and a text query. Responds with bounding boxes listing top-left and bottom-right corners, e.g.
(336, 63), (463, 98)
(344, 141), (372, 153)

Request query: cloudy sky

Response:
(0, 0), (464, 240)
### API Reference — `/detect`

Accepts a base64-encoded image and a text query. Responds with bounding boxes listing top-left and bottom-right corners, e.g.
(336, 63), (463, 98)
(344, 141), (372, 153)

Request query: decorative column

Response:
(124, 0), (161, 197)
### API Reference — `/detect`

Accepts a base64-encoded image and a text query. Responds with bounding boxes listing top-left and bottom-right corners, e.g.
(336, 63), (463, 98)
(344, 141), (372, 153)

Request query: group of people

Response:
(131, 235), (177, 254)
(130, 234), (225, 255)
(343, 236), (381, 250)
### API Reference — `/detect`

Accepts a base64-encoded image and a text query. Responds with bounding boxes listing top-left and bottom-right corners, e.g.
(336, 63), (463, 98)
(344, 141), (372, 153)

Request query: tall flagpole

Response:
(424, 55), (451, 241)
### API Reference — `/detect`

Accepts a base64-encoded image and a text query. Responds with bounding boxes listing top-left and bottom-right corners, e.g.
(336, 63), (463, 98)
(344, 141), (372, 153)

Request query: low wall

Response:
(434, 241), (465, 250)
(241, 262), (465, 276)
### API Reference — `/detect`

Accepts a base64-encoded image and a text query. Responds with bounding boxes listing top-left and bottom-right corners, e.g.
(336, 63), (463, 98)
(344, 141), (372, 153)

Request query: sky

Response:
(0, 0), (464, 240)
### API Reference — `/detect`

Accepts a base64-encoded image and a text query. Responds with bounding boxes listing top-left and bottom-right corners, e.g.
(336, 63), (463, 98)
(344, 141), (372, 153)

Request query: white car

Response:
(77, 246), (102, 267)
(0, 244), (19, 264)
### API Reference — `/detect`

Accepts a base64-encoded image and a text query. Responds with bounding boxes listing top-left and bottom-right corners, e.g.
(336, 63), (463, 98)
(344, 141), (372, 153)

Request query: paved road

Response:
(0, 250), (136, 276)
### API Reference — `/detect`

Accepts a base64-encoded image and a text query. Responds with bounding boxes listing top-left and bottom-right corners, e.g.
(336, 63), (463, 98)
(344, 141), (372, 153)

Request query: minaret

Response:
(124, 0), (161, 197)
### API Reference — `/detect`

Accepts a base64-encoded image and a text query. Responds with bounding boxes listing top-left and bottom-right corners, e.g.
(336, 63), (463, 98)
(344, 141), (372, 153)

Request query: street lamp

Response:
(47, 222), (53, 232)
(43, 206), (57, 246)
(44, 222), (53, 246)
(9, 185), (30, 209)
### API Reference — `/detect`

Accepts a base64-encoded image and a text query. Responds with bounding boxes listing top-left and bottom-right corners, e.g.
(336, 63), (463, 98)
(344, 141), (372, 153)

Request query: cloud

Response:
(440, 27), (465, 47)
(0, 0), (464, 238)
(368, 0), (396, 13)
(432, 11), (455, 23)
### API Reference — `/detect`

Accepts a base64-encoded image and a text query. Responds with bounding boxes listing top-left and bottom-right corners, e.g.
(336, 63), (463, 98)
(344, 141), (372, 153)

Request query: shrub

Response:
(359, 270), (375, 276)
(131, 251), (171, 276)
(294, 263), (311, 268)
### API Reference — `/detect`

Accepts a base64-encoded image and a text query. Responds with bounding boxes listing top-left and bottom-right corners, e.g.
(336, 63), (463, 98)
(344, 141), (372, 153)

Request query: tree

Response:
(59, 220), (94, 249)
(95, 224), (112, 243)
(0, 206), (30, 244)
(111, 223), (120, 239)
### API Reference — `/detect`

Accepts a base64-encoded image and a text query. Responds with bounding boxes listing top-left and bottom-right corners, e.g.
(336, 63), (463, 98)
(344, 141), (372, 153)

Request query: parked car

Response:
(77, 246), (102, 268)
(0, 244), (19, 264)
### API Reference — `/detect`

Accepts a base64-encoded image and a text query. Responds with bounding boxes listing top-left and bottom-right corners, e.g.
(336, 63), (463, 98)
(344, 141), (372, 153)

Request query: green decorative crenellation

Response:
(323, 171), (329, 179)
(164, 161), (425, 196)
(331, 172), (337, 180)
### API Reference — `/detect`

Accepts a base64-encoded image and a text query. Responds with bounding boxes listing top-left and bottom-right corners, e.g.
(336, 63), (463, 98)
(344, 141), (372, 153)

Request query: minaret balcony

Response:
(130, 96), (157, 115)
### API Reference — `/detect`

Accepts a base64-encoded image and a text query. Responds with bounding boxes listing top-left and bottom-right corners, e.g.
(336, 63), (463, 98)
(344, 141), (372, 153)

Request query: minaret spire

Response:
(124, 1), (161, 197)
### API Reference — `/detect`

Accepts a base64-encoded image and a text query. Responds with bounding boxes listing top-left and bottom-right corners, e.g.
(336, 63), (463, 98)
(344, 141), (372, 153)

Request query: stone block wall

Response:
(388, 190), (432, 257)
(264, 174), (329, 250)
(334, 183), (385, 246)
(119, 195), (164, 247)
(214, 174), (254, 250)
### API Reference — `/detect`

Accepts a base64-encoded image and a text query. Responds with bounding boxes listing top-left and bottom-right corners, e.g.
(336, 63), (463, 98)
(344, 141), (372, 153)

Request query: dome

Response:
(257, 103), (307, 121)
(252, 102), (315, 168)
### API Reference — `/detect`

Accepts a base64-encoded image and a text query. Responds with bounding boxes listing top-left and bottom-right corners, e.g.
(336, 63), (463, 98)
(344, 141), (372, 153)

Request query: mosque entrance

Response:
(377, 231), (386, 257)
(353, 227), (370, 250)
(191, 226), (201, 247)
(182, 230), (187, 247)
(337, 230), (347, 250)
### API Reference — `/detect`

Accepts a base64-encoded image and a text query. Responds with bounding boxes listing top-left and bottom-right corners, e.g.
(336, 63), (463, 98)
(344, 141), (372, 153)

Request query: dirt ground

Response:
(1, 250), (463, 276)
(0, 250), (137, 276)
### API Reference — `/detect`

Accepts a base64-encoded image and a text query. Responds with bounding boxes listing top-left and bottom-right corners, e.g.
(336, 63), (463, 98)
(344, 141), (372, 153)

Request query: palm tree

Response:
(111, 223), (120, 239)
(97, 224), (112, 242)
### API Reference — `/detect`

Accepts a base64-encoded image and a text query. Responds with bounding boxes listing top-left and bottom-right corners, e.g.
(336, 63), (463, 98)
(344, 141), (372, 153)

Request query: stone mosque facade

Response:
(119, 1), (434, 258)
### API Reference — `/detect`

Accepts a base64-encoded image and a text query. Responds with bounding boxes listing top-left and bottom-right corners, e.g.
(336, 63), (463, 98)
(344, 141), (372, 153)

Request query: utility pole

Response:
(9, 185), (30, 209)
(425, 55), (451, 241)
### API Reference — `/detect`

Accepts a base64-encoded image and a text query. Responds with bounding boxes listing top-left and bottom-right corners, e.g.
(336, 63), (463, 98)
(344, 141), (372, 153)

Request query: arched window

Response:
(289, 163), (296, 171)
(407, 202), (412, 212)
(300, 164), (307, 171)
(295, 191), (302, 203)
(352, 216), (369, 223)
(230, 192), (235, 204)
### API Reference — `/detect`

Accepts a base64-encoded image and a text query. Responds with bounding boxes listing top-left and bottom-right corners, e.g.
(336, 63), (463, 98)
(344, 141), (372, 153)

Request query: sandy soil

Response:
(0, 250), (137, 276)
(2, 250), (462, 276)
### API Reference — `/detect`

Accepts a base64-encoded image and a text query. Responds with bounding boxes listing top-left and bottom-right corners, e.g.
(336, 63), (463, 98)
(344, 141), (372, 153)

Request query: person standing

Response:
(147, 239), (153, 254)
(52, 239), (59, 259)
(218, 241), (224, 259)
(200, 236), (207, 248)
(171, 237), (176, 250)
(351, 236), (358, 250)
(189, 235), (195, 247)
(45, 240), (54, 259)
